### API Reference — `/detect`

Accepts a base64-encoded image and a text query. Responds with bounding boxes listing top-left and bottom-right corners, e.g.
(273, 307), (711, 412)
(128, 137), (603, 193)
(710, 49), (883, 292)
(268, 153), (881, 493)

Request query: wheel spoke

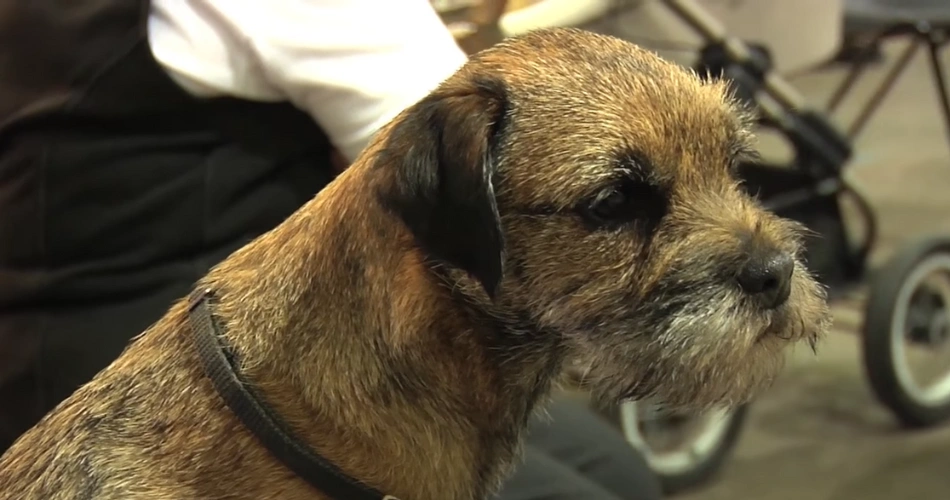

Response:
(889, 254), (950, 406)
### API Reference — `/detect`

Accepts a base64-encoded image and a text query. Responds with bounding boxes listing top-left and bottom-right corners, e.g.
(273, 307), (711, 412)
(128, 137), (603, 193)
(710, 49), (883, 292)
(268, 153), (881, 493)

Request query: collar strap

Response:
(187, 288), (398, 500)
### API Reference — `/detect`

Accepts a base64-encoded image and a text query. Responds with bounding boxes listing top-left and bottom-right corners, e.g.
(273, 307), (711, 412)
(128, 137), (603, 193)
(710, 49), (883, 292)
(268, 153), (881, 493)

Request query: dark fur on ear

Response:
(376, 75), (508, 298)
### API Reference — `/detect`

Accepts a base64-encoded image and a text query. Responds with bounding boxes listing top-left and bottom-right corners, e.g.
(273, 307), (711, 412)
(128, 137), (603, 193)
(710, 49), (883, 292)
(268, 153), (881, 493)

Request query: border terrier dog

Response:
(0, 28), (829, 500)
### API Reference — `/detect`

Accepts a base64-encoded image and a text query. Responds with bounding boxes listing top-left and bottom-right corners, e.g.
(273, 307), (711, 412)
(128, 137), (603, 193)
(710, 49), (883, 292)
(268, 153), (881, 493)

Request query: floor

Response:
(676, 39), (950, 500)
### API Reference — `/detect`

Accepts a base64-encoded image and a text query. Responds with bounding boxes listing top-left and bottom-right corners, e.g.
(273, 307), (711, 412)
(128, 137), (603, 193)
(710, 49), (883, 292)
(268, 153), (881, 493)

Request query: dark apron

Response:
(0, 0), (335, 451)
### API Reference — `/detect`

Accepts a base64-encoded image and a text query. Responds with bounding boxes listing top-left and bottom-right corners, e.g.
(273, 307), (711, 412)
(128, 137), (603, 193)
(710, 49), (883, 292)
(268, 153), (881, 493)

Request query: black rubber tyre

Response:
(862, 235), (950, 428)
(595, 401), (749, 496)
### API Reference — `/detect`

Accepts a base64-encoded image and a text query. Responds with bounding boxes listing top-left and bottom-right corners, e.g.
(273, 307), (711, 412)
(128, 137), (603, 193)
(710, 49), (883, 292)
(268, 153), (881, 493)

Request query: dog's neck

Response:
(199, 169), (564, 500)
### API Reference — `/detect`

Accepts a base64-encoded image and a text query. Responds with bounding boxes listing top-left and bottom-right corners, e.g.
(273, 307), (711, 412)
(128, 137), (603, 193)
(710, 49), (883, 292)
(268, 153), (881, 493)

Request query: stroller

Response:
(438, 0), (950, 494)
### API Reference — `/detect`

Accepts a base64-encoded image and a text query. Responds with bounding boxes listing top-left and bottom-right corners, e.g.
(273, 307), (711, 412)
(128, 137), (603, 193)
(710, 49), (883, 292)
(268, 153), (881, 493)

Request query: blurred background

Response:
(435, 1), (950, 498)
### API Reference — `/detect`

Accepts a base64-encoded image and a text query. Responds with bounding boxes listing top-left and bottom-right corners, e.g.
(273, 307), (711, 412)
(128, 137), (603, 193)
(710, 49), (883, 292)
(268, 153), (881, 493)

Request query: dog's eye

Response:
(582, 178), (667, 228)
(591, 189), (629, 220)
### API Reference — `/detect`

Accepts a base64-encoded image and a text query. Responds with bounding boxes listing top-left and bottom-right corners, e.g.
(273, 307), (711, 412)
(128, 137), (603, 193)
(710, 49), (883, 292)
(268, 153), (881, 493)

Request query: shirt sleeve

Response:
(149, 0), (469, 162)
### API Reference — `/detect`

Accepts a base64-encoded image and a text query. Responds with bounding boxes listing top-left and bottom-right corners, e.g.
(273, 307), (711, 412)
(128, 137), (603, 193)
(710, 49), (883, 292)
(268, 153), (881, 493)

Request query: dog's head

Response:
(375, 28), (830, 411)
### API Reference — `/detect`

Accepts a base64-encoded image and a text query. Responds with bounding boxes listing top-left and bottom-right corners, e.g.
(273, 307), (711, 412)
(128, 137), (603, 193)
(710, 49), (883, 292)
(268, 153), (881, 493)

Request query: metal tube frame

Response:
(828, 22), (950, 145)
(660, 0), (950, 149)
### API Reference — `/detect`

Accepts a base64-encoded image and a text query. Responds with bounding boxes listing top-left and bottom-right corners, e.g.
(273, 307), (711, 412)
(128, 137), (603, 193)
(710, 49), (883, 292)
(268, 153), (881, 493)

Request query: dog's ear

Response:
(377, 76), (507, 298)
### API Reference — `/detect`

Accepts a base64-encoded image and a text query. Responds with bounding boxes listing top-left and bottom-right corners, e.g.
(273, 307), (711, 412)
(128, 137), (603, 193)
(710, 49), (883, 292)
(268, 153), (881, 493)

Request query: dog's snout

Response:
(736, 248), (794, 309)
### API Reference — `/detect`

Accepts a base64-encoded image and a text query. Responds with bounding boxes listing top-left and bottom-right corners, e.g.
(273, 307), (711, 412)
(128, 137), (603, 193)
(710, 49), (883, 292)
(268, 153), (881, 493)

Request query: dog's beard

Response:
(558, 263), (829, 414)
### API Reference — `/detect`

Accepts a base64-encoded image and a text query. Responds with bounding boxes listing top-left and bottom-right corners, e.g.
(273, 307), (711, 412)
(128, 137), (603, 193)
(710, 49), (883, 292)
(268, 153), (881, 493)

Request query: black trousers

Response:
(498, 397), (663, 500)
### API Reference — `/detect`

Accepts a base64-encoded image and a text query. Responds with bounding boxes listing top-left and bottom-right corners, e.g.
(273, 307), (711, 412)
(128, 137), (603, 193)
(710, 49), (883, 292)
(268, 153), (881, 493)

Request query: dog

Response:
(0, 28), (830, 500)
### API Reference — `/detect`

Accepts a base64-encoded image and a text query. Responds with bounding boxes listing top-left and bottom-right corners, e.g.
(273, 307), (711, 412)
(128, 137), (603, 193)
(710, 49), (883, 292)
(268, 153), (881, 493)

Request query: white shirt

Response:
(148, 0), (469, 162)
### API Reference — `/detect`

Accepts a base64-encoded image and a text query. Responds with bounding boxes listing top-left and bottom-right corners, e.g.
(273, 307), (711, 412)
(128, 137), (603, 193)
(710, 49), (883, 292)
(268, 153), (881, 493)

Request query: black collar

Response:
(187, 288), (397, 500)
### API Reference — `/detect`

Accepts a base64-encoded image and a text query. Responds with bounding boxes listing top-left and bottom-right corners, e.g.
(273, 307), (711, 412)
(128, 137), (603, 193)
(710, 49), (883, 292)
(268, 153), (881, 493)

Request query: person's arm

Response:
(148, 0), (469, 163)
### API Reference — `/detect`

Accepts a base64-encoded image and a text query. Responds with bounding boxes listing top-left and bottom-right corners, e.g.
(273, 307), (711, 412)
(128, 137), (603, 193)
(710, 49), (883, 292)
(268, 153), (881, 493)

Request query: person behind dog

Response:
(0, 1), (662, 498)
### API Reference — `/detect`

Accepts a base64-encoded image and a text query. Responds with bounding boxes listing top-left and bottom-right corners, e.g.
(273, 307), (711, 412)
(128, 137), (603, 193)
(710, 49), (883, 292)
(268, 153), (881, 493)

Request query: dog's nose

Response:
(736, 249), (794, 309)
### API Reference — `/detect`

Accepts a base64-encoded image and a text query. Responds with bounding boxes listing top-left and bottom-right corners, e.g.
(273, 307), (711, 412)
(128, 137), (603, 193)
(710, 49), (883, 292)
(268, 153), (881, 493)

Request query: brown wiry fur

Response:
(0, 28), (830, 500)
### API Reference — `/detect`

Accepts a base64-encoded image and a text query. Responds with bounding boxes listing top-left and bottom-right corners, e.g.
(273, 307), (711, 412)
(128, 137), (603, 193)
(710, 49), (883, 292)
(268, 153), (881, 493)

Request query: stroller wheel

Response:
(862, 235), (950, 428)
(598, 400), (748, 495)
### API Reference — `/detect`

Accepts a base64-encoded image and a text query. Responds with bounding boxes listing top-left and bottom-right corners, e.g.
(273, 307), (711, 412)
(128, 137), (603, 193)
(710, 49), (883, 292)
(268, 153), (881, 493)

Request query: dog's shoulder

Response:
(0, 309), (206, 498)
(0, 392), (103, 499)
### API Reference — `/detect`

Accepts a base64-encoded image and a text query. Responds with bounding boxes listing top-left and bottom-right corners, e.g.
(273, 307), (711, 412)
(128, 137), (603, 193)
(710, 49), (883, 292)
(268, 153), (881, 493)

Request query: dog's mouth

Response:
(754, 304), (793, 339)
(748, 275), (830, 351)
(556, 265), (830, 411)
